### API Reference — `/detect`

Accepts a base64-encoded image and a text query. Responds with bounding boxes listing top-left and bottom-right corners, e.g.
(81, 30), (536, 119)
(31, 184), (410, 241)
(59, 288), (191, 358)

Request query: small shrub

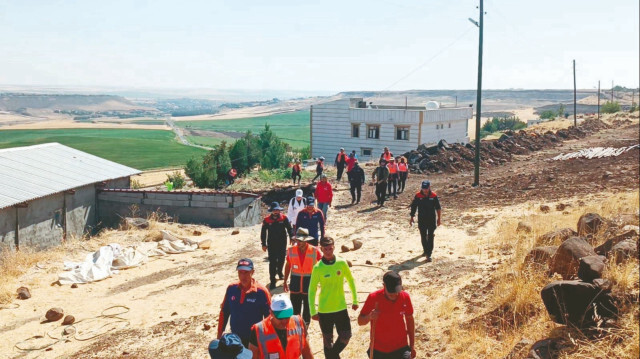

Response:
(539, 110), (556, 120)
(166, 171), (186, 189)
(602, 101), (621, 114)
(130, 179), (141, 189)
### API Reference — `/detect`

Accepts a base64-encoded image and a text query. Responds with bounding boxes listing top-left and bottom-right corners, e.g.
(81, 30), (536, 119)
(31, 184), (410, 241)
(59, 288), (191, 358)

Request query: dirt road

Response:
(1, 116), (637, 358)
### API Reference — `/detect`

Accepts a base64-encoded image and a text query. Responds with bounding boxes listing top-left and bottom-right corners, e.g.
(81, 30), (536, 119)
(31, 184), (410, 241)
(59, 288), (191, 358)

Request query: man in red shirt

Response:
(314, 174), (333, 220)
(358, 271), (416, 359)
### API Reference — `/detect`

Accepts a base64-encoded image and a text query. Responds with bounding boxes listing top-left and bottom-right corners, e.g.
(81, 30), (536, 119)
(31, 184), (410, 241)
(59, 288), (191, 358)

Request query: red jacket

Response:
(314, 181), (333, 204)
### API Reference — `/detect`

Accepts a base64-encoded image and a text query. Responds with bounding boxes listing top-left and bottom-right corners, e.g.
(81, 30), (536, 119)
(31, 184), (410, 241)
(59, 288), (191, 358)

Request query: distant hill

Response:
(0, 93), (149, 112)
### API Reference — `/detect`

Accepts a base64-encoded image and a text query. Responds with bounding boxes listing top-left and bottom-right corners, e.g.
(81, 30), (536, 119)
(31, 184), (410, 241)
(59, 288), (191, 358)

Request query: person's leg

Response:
(319, 202), (328, 220)
(267, 248), (278, 286)
(380, 182), (387, 205)
(387, 179), (392, 196)
(418, 223), (428, 256)
(301, 292), (311, 326)
(350, 185), (356, 203)
(277, 247), (286, 278)
(290, 293), (303, 315)
(356, 185), (361, 203)
(392, 177), (397, 198)
(337, 166), (343, 181)
(332, 309), (352, 357)
(426, 226), (435, 258)
(319, 312), (337, 359)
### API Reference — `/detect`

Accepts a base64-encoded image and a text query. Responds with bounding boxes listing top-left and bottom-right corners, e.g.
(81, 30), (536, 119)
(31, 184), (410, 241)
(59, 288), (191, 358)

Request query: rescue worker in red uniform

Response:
(283, 228), (322, 327)
(409, 180), (442, 262)
(261, 202), (294, 289)
(249, 294), (314, 359)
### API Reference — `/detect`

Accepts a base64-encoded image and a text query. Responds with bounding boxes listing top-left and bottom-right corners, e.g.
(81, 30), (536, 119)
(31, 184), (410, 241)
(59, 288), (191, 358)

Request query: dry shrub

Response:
(0, 248), (53, 304)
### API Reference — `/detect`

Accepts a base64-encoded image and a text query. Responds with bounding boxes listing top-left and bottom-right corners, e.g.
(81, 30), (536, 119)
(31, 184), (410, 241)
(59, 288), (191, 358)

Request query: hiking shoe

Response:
(426, 257), (432, 262)
(278, 273), (284, 280)
(269, 282), (276, 290)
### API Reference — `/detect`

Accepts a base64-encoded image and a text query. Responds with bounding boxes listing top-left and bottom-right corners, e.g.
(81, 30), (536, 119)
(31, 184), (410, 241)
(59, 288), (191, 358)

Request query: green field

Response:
(0, 129), (207, 170)
(177, 110), (310, 149)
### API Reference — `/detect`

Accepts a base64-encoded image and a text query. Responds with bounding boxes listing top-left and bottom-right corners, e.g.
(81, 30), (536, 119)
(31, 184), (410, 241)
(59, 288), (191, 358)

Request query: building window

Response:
(362, 148), (372, 156)
(367, 125), (380, 139)
(396, 126), (410, 140)
(448, 123), (452, 128)
(352, 124), (360, 138)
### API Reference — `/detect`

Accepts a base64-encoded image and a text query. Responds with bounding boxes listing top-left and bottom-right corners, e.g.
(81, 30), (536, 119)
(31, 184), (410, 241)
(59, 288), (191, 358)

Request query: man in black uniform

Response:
(348, 160), (365, 204)
(334, 148), (348, 182)
(409, 180), (442, 262)
(261, 202), (294, 289)
(371, 159), (390, 206)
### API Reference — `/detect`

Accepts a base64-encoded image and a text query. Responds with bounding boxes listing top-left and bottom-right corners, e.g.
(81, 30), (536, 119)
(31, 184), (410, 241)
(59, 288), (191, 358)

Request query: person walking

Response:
(295, 197), (325, 246)
(380, 147), (394, 162)
(386, 157), (399, 199)
(308, 237), (359, 359)
(248, 294), (314, 358)
(283, 228), (323, 327)
(358, 271), (416, 359)
(227, 168), (238, 185)
(312, 157), (325, 182)
(345, 152), (357, 181)
(409, 180), (442, 262)
(348, 160), (365, 204)
(291, 161), (302, 185)
(372, 159), (390, 206)
(261, 202), (294, 289)
(314, 174), (333, 220)
(287, 189), (306, 227)
(334, 148), (348, 182)
(397, 157), (409, 193)
(218, 259), (271, 347)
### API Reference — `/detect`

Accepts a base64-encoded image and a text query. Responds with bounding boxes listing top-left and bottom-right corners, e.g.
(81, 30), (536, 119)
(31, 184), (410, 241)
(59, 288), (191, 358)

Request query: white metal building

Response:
(310, 98), (473, 161)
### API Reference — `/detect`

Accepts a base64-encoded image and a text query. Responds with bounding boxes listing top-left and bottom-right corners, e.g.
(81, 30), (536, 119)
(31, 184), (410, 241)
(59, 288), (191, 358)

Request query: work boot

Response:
(269, 281), (276, 290)
(426, 257), (432, 263)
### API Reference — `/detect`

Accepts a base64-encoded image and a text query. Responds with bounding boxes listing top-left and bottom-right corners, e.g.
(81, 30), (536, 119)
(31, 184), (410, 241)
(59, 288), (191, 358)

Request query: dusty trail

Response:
(0, 117), (637, 358)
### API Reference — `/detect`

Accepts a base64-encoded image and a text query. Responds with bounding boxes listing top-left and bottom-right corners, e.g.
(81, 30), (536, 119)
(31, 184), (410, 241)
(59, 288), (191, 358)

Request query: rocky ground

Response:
(0, 114), (638, 359)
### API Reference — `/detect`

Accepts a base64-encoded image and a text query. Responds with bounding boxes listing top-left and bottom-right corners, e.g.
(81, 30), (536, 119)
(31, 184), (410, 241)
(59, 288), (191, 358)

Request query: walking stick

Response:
(369, 302), (378, 359)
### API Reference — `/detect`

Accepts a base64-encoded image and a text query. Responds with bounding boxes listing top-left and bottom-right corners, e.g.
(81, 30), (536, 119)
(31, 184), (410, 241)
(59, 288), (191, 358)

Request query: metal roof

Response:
(0, 143), (141, 210)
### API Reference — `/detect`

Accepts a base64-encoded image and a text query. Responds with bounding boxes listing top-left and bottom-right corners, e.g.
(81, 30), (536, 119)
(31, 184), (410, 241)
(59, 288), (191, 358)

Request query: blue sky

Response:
(0, 0), (637, 93)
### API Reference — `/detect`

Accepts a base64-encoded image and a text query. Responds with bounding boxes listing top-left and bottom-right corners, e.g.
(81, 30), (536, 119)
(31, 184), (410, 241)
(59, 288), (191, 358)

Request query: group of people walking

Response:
(210, 146), (441, 358)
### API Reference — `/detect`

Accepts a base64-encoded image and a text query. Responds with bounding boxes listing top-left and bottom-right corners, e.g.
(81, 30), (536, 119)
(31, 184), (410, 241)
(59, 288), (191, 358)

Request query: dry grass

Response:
(445, 190), (639, 358)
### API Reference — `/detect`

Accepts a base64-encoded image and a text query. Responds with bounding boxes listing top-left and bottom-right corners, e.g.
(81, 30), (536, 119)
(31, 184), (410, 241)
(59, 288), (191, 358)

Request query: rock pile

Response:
(402, 119), (610, 174)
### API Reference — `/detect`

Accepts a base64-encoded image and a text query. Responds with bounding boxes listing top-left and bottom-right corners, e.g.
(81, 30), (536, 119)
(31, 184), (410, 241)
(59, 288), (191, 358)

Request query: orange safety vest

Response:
(254, 315), (305, 359)
(398, 163), (408, 172)
(387, 163), (398, 174)
(383, 152), (393, 161)
(286, 245), (318, 294)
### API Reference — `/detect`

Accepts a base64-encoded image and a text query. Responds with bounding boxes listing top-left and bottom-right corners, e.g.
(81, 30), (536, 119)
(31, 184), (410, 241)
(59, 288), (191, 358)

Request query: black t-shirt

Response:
(249, 326), (288, 350)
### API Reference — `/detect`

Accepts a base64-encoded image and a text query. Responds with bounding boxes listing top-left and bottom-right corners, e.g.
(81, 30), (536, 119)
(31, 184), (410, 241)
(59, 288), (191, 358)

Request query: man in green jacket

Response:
(308, 237), (359, 359)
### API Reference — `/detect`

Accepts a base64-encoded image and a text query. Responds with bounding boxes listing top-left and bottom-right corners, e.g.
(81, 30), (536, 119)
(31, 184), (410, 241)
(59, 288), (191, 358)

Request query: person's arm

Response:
(410, 195), (418, 224)
(371, 168), (376, 182)
(334, 154), (339, 166)
(283, 255), (291, 292)
(217, 288), (231, 338)
(287, 200), (295, 222)
(328, 184), (333, 206)
(318, 213), (325, 238)
(308, 267), (319, 318)
(301, 336), (314, 359)
(435, 196), (442, 226)
(407, 314), (416, 357)
(260, 220), (268, 249)
(285, 217), (293, 243)
(357, 294), (374, 326)
(343, 261), (358, 309)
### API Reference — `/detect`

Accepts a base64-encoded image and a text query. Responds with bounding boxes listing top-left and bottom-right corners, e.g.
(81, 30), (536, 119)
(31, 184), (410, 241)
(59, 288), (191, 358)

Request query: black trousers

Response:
(387, 174), (398, 197)
(349, 184), (362, 203)
(290, 292), (311, 324)
(418, 223), (436, 257)
(336, 165), (345, 181)
(366, 346), (412, 359)
(312, 170), (323, 182)
(267, 246), (286, 282)
(318, 310), (352, 359)
(398, 172), (408, 192)
(292, 171), (301, 185)
(375, 182), (387, 205)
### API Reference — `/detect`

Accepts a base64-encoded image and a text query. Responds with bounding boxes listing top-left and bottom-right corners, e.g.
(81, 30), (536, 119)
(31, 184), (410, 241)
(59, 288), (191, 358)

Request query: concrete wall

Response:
(0, 176), (131, 252)
(97, 190), (262, 228)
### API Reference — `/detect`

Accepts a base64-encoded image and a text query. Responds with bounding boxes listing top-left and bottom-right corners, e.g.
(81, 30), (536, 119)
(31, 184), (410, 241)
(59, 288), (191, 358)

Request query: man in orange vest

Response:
(397, 157), (409, 193)
(386, 157), (399, 199)
(334, 148), (348, 182)
(248, 294), (314, 359)
(283, 228), (322, 327)
(380, 147), (394, 162)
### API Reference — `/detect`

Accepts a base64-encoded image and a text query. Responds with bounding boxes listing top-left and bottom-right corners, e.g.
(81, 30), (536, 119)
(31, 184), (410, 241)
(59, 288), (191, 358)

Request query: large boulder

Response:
(577, 255), (606, 282)
(611, 239), (639, 264)
(538, 228), (577, 244)
(524, 246), (557, 267)
(595, 230), (638, 256)
(549, 237), (596, 279)
(577, 213), (605, 236)
(45, 307), (65, 322)
(541, 280), (617, 328)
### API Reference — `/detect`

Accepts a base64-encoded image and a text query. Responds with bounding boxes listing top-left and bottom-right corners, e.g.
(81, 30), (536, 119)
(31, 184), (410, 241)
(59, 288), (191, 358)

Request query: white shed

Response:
(310, 98), (472, 161)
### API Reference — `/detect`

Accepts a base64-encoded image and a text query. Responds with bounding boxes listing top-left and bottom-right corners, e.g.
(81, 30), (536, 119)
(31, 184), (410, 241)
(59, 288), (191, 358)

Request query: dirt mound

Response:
(403, 118), (611, 174)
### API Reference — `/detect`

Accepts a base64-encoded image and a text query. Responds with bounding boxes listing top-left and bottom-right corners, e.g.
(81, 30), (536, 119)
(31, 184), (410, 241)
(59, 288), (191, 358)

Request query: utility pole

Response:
(455, 95), (458, 107)
(597, 80), (600, 120)
(573, 60), (576, 127)
(611, 80), (614, 102)
(473, 0), (484, 187)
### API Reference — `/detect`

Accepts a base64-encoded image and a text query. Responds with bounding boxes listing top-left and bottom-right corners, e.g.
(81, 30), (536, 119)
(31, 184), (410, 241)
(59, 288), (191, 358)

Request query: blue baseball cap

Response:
(268, 202), (284, 212)
(421, 180), (431, 189)
(306, 197), (315, 206)
(208, 333), (251, 359)
(236, 258), (254, 271)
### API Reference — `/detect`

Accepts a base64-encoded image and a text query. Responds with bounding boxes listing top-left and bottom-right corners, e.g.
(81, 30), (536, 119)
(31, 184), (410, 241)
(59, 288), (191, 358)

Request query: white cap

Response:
(271, 294), (294, 319)
(295, 189), (303, 197)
